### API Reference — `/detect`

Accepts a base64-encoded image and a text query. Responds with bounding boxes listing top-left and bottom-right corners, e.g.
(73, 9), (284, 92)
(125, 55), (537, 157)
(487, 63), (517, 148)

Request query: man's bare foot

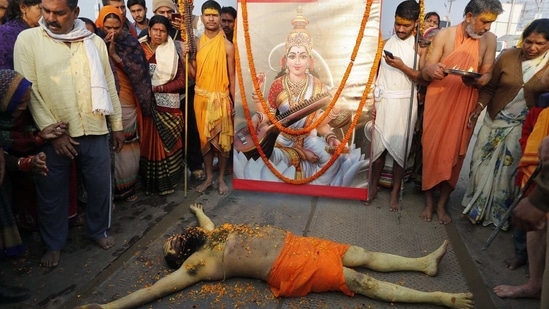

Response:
(424, 240), (449, 276)
(436, 204), (452, 224)
(41, 250), (60, 267)
(363, 187), (378, 205)
(493, 284), (541, 298)
(190, 203), (204, 214)
(94, 236), (115, 250)
(218, 179), (229, 195)
(196, 179), (213, 193)
(504, 257), (527, 270)
(439, 292), (474, 309)
(389, 192), (399, 212)
(420, 204), (434, 222)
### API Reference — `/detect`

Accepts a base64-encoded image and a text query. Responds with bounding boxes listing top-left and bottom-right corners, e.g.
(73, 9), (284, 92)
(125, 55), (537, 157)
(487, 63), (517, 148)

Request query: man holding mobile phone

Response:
(368, 0), (427, 211)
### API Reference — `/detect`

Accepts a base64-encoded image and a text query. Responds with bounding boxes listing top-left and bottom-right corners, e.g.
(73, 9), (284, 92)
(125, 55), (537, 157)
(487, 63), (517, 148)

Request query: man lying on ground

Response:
(76, 203), (474, 309)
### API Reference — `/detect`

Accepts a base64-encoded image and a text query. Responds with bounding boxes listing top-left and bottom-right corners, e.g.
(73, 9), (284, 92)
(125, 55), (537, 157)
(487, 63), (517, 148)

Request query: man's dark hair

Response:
(463, 0), (503, 17)
(102, 0), (123, 5)
(220, 6), (236, 19)
(522, 18), (549, 42)
(163, 227), (208, 269)
(79, 17), (97, 33)
(395, 0), (420, 21)
(6, 0), (41, 20)
(201, 0), (221, 14)
(127, 0), (146, 9)
(67, 0), (78, 10)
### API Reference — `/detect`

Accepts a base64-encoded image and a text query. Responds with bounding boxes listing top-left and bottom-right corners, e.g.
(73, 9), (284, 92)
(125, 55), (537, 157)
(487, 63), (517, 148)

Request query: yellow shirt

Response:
(14, 27), (122, 136)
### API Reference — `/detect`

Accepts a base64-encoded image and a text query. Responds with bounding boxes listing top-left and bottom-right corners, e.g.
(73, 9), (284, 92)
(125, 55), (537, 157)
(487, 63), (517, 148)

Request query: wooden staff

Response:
(178, 0), (195, 197)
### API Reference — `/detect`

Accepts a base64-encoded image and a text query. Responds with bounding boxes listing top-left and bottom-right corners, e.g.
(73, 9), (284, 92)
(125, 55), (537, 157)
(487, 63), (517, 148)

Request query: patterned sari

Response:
(462, 51), (549, 229)
(140, 41), (185, 195)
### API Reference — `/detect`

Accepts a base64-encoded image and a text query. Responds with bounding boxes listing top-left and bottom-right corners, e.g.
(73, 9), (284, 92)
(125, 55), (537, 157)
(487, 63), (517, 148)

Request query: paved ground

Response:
(0, 118), (542, 309)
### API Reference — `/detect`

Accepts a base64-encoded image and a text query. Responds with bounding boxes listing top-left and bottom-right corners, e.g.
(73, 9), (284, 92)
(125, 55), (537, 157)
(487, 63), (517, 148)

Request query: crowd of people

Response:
(1, 0), (549, 307)
(0, 0), (237, 303)
(368, 0), (549, 307)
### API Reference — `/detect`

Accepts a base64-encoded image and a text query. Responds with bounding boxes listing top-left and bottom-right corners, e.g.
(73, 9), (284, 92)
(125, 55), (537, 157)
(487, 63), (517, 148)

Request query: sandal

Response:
(192, 169), (206, 181)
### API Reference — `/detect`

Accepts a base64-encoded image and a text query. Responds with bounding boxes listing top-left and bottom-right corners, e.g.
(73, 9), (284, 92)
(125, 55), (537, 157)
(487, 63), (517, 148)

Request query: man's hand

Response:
(422, 63), (447, 81)
(32, 152), (48, 176)
(512, 197), (547, 232)
(50, 134), (79, 159)
(383, 54), (405, 71)
(39, 121), (67, 140)
(467, 105), (483, 128)
(111, 131), (125, 153)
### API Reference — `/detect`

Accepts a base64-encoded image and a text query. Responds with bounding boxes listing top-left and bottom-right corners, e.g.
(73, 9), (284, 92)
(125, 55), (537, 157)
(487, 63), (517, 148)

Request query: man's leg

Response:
(390, 162), (404, 212)
(36, 143), (71, 267)
(196, 150), (213, 193)
(494, 228), (545, 298)
(504, 228), (528, 270)
(343, 267), (473, 308)
(420, 186), (437, 222)
(367, 151), (386, 204)
(78, 135), (114, 249)
(342, 240), (448, 276)
(436, 181), (453, 224)
(217, 153), (229, 195)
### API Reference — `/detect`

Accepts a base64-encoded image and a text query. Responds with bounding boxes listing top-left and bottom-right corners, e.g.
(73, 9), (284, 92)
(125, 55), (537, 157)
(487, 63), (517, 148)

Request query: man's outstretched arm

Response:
(190, 203), (215, 231)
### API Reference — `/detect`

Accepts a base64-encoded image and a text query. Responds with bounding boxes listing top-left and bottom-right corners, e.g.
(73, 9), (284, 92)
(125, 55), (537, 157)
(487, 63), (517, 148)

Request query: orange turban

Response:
(95, 5), (124, 29)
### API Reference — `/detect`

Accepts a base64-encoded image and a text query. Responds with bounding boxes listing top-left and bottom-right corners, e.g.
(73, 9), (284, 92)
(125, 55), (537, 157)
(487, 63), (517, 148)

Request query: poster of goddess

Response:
(232, 0), (381, 199)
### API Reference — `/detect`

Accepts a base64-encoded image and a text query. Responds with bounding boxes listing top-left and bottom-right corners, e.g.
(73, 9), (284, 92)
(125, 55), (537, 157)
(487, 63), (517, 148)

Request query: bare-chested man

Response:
(420, 0), (503, 224)
(76, 203), (473, 309)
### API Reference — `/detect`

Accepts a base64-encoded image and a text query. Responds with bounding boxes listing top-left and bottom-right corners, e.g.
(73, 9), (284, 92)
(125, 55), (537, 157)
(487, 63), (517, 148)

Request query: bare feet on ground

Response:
(41, 250), (60, 267)
(196, 178), (213, 193)
(440, 292), (474, 309)
(424, 240), (449, 276)
(363, 187), (378, 205)
(504, 257), (527, 270)
(493, 284), (541, 299)
(94, 236), (115, 250)
(389, 191), (399, 212)
(435, 204), (452, 224)
(420, 204), (434, 222)
(218, 178), (229, 195)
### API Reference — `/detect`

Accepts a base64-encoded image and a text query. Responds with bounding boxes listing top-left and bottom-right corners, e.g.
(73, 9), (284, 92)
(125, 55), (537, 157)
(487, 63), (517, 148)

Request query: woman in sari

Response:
(96, 6), (153, 201)
(0, 0), (79, 229)
(462, 19), (549, 230)
(139, 15), (185, 196)
(0, 69), (65, 257)
(0, 0), (41, 69)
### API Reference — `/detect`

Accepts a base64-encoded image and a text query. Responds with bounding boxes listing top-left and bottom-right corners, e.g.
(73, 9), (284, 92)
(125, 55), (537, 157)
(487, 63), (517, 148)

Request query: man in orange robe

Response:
(420, 0), (502, 224)
(191, 0), (235, 195)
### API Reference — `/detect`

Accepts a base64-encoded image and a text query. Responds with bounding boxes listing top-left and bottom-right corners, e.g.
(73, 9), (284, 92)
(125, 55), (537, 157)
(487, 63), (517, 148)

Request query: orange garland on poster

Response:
(235, 0), (382, 184)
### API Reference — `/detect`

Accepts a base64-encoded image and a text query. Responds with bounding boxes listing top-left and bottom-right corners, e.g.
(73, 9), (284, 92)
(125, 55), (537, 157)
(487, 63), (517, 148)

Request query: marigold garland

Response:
(235, 0), (382, 184)
(419, 0), (425, 35)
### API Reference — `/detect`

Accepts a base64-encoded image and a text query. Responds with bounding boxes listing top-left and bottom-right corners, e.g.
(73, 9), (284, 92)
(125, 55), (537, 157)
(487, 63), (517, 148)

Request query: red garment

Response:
(515, 107), (543, 186)
(266, 232), (353, 297)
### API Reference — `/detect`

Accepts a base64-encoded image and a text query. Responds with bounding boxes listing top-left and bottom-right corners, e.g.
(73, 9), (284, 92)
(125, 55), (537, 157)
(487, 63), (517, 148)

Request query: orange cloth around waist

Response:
(266, 232), (353, 297)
